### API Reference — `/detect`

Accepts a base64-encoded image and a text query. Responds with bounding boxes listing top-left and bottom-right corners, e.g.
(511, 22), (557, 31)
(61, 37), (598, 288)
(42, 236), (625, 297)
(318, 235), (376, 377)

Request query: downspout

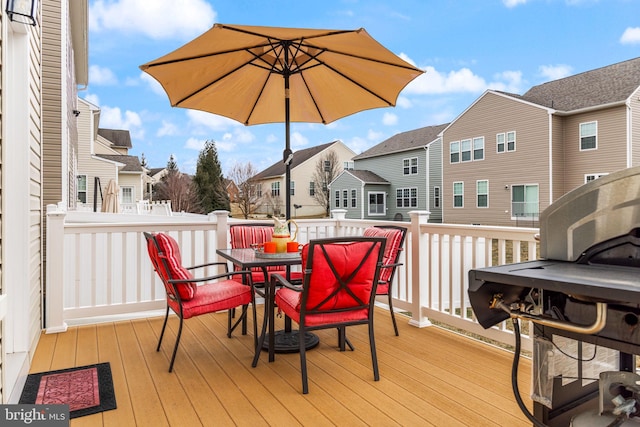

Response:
(548, 111), (553, 204)
(627, 99), (632, 167)
(424, 145), (429, 213)
(361, 181), (365, 219)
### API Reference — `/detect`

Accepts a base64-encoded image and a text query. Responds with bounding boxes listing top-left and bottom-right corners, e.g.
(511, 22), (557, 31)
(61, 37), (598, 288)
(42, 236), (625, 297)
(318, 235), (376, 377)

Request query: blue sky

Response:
(85, 0), (640, 175)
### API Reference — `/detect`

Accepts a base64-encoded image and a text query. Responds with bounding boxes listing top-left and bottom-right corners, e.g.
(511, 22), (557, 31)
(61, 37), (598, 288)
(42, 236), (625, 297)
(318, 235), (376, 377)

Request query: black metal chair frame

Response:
(144, 232), (257, 372)
(257, 236), (386, 394)
(370, 225), (407, 336)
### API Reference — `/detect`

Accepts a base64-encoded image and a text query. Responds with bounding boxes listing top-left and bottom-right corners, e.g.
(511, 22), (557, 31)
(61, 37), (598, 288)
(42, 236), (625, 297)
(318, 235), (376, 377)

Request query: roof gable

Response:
(253, 140), (345, 179)
(354, 123), (449, 160)
(96, 154), (143, 172)
(98, 128), (133, 149)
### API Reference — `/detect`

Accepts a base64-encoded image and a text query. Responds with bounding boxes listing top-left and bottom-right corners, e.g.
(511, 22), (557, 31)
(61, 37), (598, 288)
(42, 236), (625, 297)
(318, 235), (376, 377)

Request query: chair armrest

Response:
(271, 273), (303, 291)
(187, 261), (229, 273)
(168, 270), (252, 286)
(381, 262), (403, 269)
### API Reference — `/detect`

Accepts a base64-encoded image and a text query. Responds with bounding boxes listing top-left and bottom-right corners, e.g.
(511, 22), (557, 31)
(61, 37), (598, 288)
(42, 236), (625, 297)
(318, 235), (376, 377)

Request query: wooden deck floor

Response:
(30, 307), (532, 426)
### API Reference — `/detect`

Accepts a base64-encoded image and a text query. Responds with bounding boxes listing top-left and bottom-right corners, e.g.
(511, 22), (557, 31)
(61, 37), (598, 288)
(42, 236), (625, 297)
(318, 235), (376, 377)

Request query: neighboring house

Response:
(145, 166), (167, 201)
(93, 128), (145, 212)
(1, 1), (89, 403)
(441, 57), (640, 226)
(252, 140), (356, 218)
(331, 125), (447, 222)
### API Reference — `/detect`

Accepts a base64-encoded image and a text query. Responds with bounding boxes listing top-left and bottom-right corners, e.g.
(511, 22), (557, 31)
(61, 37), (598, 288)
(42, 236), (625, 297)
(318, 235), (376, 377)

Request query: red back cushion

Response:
(230, 225), (280, 274)
(363, 227), (404, 283)
(147, 233), (197, 301)
(302, 240), (381, 312)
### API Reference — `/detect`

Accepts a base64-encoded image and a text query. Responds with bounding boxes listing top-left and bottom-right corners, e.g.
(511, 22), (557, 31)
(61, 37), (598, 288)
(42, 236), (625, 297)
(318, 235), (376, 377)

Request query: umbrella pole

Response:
(284, 72), (292, 221)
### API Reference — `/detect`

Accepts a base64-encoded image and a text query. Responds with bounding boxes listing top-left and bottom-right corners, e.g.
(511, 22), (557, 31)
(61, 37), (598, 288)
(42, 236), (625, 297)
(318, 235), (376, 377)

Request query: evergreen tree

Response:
(140, 152), (148, 168)
(193, 140), (230, 214)
(167, 154), (179, 172)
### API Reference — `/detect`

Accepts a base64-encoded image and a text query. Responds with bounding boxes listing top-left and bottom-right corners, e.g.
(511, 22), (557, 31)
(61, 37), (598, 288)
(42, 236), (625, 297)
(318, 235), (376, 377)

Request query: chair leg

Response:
(169, 315), (184, 372)
(299, 326), (309, 394)
(228, 305), (248, 337)
(368, 319), (380, 381)
(157, 306), (170, 352)
(388, 292), (399, 336)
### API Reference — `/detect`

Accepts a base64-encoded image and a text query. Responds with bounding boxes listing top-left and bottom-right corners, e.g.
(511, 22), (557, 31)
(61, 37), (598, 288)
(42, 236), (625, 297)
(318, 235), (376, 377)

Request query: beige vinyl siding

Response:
(0, 9), (4, 403)
(443, 92), (550, 226)
(42, 0), (64, 208)
(551, 114), (565, 200)
(631, 87), (640, 167)
(562, 106), (628, 191)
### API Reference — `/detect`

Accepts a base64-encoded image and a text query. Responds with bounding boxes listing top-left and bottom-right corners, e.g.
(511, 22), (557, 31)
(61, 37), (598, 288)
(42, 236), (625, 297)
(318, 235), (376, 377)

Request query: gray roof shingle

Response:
(341, 169), (389, 184)
(96, 154), (143, 172)
(521, 57), (640, 111)
(98, 128), (133, 149)
(353, 123), (449, 160)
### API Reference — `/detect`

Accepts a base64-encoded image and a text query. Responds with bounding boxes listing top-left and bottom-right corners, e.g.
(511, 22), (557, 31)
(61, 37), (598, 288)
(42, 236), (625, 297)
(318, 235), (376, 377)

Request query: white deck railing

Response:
(46, 207), (539, 350)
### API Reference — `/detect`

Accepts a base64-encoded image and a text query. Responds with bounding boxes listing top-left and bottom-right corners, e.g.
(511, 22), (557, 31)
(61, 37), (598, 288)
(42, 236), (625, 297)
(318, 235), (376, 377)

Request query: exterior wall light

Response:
(6, 0), (38, 26)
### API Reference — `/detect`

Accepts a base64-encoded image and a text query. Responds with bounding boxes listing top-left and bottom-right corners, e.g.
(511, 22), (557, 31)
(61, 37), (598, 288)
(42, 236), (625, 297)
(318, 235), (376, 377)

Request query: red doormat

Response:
(19, 363), (116, 419)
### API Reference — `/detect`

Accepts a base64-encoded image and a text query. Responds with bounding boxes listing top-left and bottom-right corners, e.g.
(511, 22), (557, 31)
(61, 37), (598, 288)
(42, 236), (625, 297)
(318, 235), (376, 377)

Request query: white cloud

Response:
(83, 93), (100, 106)
(100, 106), (144, 139)
(367, 129), (384, 141)
(346, 136), (373, 155)
(382, 112), (398, 126)
(187, 110), (240, 131)
(405, 66), (487, 95)
(488, 70), (524, 93)
(395, 96), (413, 109)
(157, 121), (179, 137)
(291, 132), (309, 148)
(90, 0), (215, 40)
(89, 65), (117, 85)
(538, 64), (573, 81)
(140, 72), (168, 96)
(184, 137), (206, 151)
(621, 27), (640, 44)
(502, 0), (528, 7)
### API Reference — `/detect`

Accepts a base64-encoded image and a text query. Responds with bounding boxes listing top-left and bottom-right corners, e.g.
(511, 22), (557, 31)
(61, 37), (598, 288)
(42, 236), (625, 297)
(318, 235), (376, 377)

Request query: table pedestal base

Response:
(262, 330), (319, 353)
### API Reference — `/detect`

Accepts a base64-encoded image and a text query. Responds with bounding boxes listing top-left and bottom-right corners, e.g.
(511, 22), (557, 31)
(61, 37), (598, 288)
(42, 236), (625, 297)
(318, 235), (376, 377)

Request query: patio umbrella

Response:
(139, 24), (424, 219)
(101, 179), (121, 213)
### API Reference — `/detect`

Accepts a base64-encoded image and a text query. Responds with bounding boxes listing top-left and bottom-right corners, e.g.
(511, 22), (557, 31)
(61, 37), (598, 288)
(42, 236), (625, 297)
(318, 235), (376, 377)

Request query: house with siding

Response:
(1, 1), (89, 402)
(330, 124), (447, 222)
(442, 57), (640, 227)
(252, 140), (356, 218)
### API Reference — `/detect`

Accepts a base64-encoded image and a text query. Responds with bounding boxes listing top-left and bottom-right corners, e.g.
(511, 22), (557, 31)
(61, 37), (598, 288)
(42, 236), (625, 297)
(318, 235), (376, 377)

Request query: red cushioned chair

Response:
(145, 232), (257, 372)
(229, 223), (303, 286)
(363, 225), (407, 336)
(258, 236), (386, 394)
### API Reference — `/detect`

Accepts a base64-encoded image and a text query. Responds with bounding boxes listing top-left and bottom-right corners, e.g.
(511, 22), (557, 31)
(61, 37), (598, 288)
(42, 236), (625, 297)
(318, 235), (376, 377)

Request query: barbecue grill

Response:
(468, 166), (640, 427)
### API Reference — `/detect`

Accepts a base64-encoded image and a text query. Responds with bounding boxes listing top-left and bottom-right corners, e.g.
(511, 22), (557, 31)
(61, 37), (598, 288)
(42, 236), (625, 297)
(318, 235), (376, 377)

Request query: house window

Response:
(271, 181), (280, 196)
(433, 186), (441, 208)
(450, 141), (460, 163)
(77, 175), (87, 203)
(322, 181), (328, 192)
(473, 137), (484, 160)
(309, 182), (315, 196)
(512, 184), (539, 219)
(335, 190), (340, 208)
(256, 186), (262, 197)
(580, 121), (597, 150)
(585, 173), (608, 183)
(343, 161), (354, 170)
(507, 131), (516, 151)
(477, 180), (488, 208)
(453, 182), (463, 208)
(368, 192), (385, 215)
(396, 187), (417, 208)
(461, 139), (472, 162)
(403, 157), (418, 175)
(121, 186), (134, 204)
(351, 189), (357, 208)
(324, 160), (331, 172)
(342, 190), (348, 208)
(290, 181), (295, 196)
(497, 133), (505, 153)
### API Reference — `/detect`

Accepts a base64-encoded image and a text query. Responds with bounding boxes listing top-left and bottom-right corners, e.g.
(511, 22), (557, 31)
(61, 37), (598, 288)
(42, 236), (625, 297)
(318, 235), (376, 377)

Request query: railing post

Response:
(409, 211), (432, 328)
(212, 210), (230, 272)
(45, 204), (68, 333)
(331, 209), (347, 236)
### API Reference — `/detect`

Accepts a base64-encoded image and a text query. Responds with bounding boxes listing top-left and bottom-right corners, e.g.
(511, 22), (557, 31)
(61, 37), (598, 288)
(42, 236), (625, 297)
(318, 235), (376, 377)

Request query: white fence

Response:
(46, 208), (539, 349)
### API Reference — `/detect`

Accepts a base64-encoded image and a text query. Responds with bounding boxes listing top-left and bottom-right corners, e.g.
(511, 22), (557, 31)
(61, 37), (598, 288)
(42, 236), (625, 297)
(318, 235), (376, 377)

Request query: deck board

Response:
(28, 307), (532, 426)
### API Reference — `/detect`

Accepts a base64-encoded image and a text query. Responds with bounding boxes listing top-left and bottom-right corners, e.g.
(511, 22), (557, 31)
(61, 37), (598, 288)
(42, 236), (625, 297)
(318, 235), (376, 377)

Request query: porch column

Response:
(211, 210), (230, 273)
(331, 209), (347, 237)
(408, 211), (432, 328)
(45, 204), (68, 333)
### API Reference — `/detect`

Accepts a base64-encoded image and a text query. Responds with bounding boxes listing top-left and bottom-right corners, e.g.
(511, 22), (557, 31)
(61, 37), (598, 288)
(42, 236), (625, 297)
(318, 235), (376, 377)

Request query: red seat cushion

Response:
(276, 287), (368, 326)
(147, 233), (197, 301)
(168, 279), (252, 319)
(363, 227), (404, 291)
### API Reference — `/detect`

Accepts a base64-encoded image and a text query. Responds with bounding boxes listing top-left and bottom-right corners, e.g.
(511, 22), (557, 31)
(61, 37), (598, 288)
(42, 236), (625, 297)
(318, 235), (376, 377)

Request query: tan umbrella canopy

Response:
(101, 179), (121, 213)
(140, 23), (424, 218)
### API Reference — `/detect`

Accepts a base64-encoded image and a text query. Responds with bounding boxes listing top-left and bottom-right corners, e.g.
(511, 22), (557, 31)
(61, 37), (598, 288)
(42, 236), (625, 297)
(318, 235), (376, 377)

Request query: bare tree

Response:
(154, 159), (200, 213)
(311, 151), (342, 216)
(227, 162), (263, 218)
